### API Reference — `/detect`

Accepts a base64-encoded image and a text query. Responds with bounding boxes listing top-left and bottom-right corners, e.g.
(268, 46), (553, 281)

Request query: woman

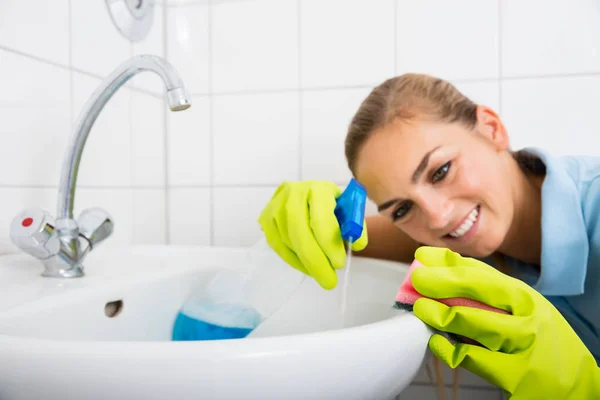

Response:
(258, 73), (600, 398)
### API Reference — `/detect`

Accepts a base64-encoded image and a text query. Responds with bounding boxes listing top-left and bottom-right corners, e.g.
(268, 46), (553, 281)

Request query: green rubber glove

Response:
(257, 180), (368, 290)
(410, 246), (600, 400)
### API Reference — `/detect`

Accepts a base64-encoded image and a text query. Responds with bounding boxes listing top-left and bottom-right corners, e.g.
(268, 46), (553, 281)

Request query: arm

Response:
(354, 215), (419, 264)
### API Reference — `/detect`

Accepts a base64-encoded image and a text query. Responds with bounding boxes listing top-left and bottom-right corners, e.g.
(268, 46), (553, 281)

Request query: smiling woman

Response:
(346, 74), (543, 262)
(258, 72), (600, 399)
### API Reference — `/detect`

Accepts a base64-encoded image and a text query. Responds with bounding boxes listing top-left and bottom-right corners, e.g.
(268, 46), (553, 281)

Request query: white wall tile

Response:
(74, 189), (134, 247)
(213, 187), (276, 246)
(452, 81), (501, 113)
(131, 92), (165, 187)
(0, 0), (70, 65)
(502, 0), (600, 77)
(130, 5), (166, 94)
(0, 50), (70, 186)
(71, 0), (132, 76)
(72, 73), (132, 187)
(167, 95), (210, 186)
(132, 189), (166, 244)
(301, 0), (395, 88)
(213, 93), (299, 185)
(396, 0), (499, 81)
(365, 197), (379, 217)
(212, 0), (298, 92)
(301, 88), (371, 182)
(168, 188), (211, 245)
(502, 76), (600, 156)
(0, 188), (58, 254)
(167, 4), (210, 94)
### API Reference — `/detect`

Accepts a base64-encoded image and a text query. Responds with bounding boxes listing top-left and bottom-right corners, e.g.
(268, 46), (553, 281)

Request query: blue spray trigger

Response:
(334, 178), (367, 244)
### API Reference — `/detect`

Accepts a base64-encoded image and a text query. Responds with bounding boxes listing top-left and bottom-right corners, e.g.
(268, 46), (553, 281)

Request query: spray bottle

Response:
(333, 178), (367, 325)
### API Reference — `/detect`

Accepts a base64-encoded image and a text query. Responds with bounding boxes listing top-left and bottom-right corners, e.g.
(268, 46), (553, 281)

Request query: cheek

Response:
(454, 161), (497, 201)
(456, 164), (482, 192)
(456, 159), (513, 225)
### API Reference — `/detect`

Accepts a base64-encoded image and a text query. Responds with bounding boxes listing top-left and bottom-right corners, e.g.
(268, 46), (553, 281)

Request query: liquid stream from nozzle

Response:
(340, 237), (353, 328)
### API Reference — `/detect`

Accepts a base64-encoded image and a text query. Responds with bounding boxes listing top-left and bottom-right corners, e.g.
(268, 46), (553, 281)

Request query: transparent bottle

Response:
(172, 178), (367, 341)
(172, 239), (306, 341)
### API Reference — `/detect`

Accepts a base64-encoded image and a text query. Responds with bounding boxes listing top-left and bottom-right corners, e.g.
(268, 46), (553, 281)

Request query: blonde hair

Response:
(345, 73), (478, 174)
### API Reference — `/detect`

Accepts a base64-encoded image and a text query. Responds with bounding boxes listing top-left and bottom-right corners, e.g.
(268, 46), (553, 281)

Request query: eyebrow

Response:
(377, 146), (441, 212)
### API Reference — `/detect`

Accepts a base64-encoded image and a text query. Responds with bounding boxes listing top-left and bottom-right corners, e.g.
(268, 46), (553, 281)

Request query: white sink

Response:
(0, 245), (432, 400)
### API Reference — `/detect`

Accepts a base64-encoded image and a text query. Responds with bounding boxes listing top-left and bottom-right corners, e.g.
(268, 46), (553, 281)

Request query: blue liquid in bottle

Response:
(171, 302), (263, 341)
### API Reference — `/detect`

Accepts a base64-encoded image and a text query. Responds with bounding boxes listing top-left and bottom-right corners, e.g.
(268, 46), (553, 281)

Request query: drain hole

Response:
(105, 300), (124, 318)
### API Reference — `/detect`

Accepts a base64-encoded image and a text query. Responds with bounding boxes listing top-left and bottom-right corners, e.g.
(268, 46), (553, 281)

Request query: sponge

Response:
(394, 259), (509, 345)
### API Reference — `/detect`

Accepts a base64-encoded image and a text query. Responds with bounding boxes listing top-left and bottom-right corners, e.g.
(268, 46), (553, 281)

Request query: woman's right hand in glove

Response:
(411, 246), (600, 399)
(257, 180), (368, 290)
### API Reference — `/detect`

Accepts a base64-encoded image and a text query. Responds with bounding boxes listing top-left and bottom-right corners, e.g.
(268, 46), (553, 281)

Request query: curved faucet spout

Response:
(57, 55), (191, 222)
(9, 54), (191, 278)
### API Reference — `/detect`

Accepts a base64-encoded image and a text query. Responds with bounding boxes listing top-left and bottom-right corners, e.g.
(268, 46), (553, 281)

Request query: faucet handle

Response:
(77, 207), (114, 248)
(10, 207), (60, 260)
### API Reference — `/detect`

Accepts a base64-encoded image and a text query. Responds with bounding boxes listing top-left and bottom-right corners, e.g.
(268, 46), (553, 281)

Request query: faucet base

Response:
(41, 256), (85, 278)
(41, 266), (84, 279)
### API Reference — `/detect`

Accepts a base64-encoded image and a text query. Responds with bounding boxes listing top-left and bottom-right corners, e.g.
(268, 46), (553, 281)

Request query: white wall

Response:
(164, 0), (600, 251)
(0, 0), (167, 250)
(2, 0), (600, 398)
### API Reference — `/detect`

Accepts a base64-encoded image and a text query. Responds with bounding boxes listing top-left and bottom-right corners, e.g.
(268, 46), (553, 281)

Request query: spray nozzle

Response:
(334, 178), (367, 244)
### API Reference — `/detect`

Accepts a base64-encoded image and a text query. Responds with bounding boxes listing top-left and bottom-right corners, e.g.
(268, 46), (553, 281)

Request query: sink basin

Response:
(0, 245), (432, 400)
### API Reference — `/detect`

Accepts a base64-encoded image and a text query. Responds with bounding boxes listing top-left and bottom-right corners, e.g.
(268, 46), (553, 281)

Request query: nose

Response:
(418, 192), (453, 231)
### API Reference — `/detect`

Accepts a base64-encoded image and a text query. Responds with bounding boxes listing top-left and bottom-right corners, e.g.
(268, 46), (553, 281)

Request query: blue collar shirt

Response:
(488, 147), (600, 363)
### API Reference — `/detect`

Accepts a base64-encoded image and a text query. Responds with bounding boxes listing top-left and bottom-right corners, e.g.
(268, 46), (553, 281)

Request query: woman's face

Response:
(354, 106), (514, 258)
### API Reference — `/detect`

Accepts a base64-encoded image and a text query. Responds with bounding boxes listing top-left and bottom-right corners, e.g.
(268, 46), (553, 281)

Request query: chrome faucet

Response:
(9, 55), (191, 278)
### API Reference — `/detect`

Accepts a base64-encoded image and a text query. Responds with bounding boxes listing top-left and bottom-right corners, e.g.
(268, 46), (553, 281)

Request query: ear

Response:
(475, 105), (509, 151)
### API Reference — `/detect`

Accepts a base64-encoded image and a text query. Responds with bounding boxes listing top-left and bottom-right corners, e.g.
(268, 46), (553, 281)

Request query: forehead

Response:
(354, 118), (464, 201)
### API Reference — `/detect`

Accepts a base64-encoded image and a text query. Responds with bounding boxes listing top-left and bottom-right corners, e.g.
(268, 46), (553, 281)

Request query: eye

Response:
(392, 201), (413, 221)
(432, 161), (451, 183)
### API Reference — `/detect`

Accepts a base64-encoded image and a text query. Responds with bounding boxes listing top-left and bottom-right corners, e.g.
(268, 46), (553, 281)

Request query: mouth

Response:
(445, 205), (480, 241)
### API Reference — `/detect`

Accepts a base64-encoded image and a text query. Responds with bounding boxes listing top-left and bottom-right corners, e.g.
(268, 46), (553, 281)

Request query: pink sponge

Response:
(396, 259), (508, 313)
(395, 259), (508, 346)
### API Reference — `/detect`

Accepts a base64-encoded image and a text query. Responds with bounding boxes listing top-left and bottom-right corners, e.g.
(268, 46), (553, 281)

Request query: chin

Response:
(468, 238), (503, 259)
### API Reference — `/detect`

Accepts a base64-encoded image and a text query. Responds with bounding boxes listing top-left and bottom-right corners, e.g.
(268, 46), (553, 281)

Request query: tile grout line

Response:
(67, 0), (75, 128)
(67, 0), (77, 222)
(0, 44), (70, 71)
(393, 0), (398, 74)
(129, 35), (135, 243)
(187, 69), (600, 98)
(297, 0), (303, 181)
(0, 44), (163, 99)
(208, 0), (216, 246)
(162, 4), (171, 245)
(498, 0), (503, 116)
(0, 183), (327, 190)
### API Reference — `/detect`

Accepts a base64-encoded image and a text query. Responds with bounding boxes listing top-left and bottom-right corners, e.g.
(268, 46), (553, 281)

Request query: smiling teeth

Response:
(450, 208), (478, 238)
